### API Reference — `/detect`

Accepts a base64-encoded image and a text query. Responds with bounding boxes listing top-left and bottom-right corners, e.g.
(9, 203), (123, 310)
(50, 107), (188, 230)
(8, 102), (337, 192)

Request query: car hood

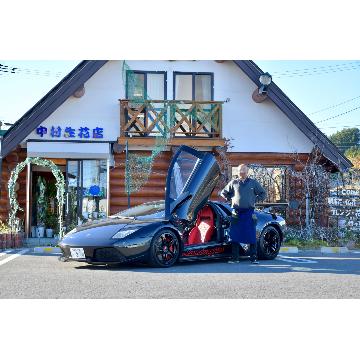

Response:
(70, 216), (165, 233)
(61, 217), (164, 247)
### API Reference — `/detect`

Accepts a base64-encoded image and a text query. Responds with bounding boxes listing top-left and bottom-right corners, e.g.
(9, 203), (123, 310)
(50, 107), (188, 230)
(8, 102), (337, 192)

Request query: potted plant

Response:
(0, 221), (8, 249)
(45, 211), (58, 238)
(36, 177), (47, 238)
(0, 233), (5, 250)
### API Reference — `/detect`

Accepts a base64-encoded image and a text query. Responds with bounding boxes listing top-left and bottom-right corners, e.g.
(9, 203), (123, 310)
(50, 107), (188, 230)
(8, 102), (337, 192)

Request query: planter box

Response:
(5, 234), (13, 248)
(320, 246), (349, 254)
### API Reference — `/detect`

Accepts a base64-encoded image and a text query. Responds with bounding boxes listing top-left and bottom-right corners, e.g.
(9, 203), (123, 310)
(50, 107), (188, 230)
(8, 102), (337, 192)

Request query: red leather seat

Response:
(187, 206), (215, 245)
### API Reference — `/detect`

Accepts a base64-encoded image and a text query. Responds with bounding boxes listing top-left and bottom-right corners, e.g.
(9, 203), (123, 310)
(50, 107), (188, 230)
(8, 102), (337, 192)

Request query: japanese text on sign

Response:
(36, 126), (104, 139)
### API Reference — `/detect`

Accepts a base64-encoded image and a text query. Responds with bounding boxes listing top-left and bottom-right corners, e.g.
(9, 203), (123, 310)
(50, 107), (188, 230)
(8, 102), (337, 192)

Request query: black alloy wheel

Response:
(257, 225), (281, 260)
(149, 230), (180, 267)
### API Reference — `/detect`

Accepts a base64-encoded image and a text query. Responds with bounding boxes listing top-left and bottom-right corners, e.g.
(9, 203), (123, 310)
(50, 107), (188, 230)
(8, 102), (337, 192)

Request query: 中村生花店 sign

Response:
(35, 125), (104, 139)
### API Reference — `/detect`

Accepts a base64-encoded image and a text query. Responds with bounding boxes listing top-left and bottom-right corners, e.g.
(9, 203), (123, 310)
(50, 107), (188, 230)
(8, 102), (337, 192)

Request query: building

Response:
(0, 60), (352, 237)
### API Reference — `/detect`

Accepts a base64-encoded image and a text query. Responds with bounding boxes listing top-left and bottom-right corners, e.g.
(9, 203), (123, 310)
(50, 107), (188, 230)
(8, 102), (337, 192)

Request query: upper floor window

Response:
(173, 72), (214, 101)
(126, 71), (167, 100)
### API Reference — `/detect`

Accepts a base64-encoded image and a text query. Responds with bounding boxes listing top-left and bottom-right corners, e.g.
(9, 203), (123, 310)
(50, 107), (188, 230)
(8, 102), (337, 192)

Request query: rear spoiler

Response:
(256, 202), (289, 209)
(256, 203), (288, 219)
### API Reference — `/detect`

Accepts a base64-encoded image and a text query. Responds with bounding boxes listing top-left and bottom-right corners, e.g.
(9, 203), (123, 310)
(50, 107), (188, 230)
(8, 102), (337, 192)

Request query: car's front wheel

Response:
(257, 225), (282, 260)
(148, 229), (180, 267)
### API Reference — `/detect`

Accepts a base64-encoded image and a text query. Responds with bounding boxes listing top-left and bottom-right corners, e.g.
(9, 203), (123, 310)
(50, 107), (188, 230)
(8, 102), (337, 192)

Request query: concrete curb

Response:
(320, 246), (349, 254)
(33, 247), (61, 254)
(279, 247), (299, 253)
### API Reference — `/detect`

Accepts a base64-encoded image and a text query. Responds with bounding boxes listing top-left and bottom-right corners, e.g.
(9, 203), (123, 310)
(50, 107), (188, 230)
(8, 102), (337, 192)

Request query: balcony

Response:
(117, 99), (225, 147)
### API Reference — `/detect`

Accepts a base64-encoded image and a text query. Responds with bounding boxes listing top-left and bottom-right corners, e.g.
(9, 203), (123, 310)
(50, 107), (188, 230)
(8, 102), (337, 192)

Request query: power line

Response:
(314, 105), (360, 124)
(272, 61), (360, 79)
(0, 63), (64, 78)
(307, 95), (360, 115)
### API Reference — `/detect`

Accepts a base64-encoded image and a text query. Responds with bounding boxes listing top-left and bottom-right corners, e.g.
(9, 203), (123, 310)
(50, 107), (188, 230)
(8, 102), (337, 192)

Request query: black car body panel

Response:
(59, 146), (286, 266)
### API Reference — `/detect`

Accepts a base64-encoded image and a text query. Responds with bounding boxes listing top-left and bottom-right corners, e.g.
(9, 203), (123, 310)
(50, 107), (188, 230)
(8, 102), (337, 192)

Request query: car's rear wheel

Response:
(257, 225), (281, 260)
(148, 229), (180, 267)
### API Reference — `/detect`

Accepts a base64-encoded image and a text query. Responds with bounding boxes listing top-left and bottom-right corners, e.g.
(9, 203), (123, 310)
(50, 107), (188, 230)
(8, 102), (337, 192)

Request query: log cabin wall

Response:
(109, 149), (312, 221)
(110, 150), (172, 215)
(0, 148), (27, 224)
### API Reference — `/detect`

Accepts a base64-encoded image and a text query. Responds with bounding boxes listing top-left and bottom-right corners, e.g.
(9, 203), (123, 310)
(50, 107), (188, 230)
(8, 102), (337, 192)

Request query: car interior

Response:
(186, 205), (218, 245)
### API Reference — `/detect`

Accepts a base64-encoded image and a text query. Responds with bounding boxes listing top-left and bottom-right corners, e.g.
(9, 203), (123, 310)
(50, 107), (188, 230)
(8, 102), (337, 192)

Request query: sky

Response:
(0, 60), (359, 137)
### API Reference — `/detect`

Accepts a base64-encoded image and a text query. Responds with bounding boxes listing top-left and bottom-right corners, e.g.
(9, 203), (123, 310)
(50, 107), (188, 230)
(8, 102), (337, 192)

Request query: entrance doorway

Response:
(27, 158), (108, 240)
(29, 162), (66, 243)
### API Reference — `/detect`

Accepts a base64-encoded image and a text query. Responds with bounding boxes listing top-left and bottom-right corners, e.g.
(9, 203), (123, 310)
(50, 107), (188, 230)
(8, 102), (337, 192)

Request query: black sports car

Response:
(59, 145), (286, 267)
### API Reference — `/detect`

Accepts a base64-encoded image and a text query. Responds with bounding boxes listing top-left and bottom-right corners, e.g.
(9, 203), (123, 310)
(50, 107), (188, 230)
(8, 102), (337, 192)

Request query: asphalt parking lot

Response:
(1, 248), (360, 298)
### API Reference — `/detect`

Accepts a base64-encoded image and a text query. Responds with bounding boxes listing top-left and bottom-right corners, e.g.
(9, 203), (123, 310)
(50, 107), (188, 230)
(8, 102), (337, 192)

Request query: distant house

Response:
(0, 60), (352, 237)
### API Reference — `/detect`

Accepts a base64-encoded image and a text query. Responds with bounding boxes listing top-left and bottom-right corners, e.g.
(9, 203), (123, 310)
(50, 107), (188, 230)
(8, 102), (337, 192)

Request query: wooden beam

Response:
(117, 137), (226, 147)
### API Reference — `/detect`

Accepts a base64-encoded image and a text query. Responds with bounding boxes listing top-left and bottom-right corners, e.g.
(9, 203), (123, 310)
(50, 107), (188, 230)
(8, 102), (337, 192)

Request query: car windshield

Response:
(111, 200), (165, 219)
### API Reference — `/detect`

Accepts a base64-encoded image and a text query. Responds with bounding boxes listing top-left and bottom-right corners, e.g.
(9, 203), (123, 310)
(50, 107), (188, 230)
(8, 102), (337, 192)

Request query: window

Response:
(66, 160), (108, 231)
(126, 71), (167, 100)
(231, 165), (289, 203)
(173, 72), (213, 101)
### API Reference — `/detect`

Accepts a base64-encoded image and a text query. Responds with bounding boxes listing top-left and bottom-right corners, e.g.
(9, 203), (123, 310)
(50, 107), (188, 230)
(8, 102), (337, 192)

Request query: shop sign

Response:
(35, 126), (104, 139)
(328, 187), (360, 231)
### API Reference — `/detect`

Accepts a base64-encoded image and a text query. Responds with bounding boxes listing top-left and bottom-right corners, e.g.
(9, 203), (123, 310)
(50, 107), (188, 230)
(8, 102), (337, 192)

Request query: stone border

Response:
(33, 247), (62, 254)
(320, 246), (349, 254)
(279, 247), (299, 253)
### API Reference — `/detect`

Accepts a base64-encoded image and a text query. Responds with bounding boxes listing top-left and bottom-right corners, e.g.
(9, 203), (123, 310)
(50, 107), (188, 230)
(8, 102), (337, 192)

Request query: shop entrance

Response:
(29, 161), (66, 244)
(28, 159), (108, 241)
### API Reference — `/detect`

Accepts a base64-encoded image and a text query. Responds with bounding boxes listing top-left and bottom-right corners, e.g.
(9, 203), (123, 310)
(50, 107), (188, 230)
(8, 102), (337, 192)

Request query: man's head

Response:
(237, 164), (249, 180)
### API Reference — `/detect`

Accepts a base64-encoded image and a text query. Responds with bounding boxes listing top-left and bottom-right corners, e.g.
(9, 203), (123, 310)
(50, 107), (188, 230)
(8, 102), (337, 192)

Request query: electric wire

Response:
(307, 95), (360, 115)
(271, 61), (360, 79)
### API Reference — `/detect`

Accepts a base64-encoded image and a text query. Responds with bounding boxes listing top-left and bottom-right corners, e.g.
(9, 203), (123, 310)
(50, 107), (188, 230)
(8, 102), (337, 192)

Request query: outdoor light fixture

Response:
(258, 72), (272, 95)
(252, 72), (272, 103)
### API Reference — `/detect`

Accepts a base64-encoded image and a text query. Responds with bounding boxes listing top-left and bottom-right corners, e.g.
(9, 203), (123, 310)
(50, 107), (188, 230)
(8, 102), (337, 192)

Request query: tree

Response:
(345, 146), (360, 169)
(329, 128), (360, 153)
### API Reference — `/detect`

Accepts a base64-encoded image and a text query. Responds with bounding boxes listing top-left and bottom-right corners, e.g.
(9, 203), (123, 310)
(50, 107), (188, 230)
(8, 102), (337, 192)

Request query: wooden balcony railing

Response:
(119, 99), (223, 139)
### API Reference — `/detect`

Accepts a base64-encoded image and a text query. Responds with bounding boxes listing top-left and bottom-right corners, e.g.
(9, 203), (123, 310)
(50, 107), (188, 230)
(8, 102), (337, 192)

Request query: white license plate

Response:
(70, 248), (85, 259)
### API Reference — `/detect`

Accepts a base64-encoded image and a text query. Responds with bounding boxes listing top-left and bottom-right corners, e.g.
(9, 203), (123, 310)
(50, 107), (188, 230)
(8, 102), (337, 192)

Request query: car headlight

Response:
(278, 219), (286, 227)
(112, 228), (140, 239)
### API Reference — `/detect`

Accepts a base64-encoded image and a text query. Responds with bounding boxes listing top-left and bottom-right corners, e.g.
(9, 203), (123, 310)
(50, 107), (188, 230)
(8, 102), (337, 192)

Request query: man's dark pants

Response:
(231, 242), (257, 261)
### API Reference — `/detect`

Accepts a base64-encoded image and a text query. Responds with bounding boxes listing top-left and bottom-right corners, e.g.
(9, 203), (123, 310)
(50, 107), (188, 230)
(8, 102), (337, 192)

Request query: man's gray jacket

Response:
(220, 178), (266, 209)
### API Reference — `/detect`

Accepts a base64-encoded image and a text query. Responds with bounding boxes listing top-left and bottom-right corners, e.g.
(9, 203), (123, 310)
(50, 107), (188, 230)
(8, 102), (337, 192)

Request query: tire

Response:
(257, 225), (281, 260)
(148, 229), (180, 267)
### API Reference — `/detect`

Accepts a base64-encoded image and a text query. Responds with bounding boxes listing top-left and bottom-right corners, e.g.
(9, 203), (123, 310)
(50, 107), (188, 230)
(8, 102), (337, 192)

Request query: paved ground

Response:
(1, 248), (360, 298)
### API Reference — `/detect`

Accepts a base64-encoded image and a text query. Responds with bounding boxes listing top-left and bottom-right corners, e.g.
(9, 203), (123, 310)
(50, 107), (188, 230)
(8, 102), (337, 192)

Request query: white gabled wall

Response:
(25, 61), (121, 143)
(25, 60), (314, 154)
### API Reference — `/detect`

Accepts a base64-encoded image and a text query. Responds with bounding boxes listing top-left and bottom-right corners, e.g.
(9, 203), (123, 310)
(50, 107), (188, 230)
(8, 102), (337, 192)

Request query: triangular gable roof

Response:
(0, 60), (352, 171)
(0, 60), (107, 158)
(234, 60), (352, 171)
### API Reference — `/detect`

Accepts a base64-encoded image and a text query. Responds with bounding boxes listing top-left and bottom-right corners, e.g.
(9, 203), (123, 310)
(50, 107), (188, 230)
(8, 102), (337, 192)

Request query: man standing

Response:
(220, 164), (266, 264)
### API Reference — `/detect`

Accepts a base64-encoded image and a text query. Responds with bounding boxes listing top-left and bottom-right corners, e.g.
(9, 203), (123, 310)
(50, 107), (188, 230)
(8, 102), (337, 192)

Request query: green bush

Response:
(283, 226), (358, 248)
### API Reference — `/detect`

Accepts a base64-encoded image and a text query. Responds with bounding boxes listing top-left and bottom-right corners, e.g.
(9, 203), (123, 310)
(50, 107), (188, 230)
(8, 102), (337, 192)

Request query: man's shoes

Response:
(228, 259), (240, 264)
(250, 258), (259, 264)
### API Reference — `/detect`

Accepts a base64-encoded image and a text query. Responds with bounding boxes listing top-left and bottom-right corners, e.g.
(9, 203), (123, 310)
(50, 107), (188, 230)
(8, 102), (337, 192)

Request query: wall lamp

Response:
(252, 72), (272, 103)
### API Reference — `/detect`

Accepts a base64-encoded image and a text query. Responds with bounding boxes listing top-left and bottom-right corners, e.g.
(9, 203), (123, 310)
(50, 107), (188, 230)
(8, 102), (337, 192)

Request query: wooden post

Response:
(119, 100), (127, 137)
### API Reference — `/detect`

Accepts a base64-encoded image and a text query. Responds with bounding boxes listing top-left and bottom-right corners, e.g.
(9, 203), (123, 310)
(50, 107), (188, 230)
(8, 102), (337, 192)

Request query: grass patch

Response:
(284, 239), (328, 249)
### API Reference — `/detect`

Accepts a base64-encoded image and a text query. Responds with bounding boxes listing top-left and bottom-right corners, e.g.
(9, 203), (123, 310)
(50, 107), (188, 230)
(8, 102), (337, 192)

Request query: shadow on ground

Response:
(69, 255), (360, 276)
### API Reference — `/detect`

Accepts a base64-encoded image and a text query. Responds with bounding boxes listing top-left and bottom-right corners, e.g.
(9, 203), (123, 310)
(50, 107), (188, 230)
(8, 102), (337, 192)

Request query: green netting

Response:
(121, 61), (221, 197)
(122, 61), (177, 196)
